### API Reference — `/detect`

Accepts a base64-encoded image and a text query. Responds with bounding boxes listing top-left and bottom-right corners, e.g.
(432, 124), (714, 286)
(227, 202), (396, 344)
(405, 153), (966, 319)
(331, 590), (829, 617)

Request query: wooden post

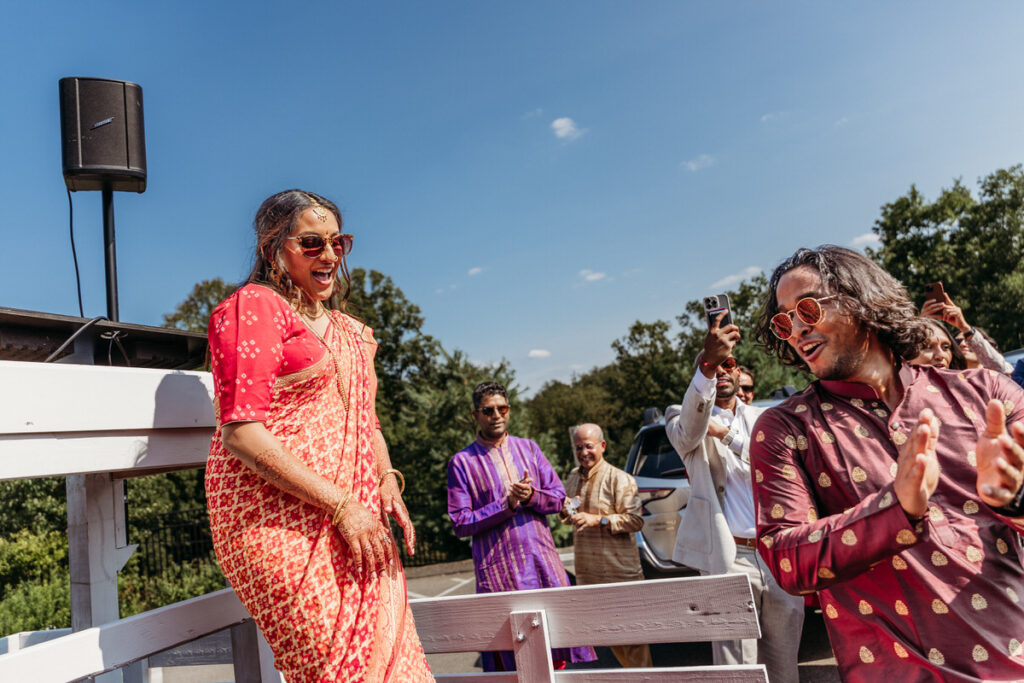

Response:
(67, 474), (137, 682)
(510, 610), (554, 683)
(230, 620), (283, 683)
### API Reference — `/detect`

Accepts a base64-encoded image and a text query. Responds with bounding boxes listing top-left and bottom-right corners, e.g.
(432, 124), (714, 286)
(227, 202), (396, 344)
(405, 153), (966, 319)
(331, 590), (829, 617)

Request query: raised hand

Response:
(921, 293), (969, 332)
(701, 310), (741, 373)
(894, 409), (940, 518)
(336, 498), (395, 576)
(976, 399), (1024, 508)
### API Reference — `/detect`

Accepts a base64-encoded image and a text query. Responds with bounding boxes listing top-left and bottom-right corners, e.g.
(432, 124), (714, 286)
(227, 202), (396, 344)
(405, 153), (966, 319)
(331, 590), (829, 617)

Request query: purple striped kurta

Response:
(448, 435), (596, 671)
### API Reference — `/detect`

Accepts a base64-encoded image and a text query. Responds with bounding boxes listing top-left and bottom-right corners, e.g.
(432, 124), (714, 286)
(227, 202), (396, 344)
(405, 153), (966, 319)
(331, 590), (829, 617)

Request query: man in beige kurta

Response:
(561, 423), (652, 668)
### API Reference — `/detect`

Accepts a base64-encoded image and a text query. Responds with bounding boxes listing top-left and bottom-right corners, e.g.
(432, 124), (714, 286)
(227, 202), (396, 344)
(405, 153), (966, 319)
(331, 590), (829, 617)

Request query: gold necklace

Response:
(300, 303), (351, 412)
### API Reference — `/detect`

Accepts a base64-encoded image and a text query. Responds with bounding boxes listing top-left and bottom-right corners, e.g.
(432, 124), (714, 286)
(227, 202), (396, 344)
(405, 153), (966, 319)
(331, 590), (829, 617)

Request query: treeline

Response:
(3, 165), (1023, 635)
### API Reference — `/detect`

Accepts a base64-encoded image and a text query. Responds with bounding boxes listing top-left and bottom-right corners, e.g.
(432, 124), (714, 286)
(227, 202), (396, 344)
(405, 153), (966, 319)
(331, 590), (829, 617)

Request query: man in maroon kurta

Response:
(749, 246), (1024, 681)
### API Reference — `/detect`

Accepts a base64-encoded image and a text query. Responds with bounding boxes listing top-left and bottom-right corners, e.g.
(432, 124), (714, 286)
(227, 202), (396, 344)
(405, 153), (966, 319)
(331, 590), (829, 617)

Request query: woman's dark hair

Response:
(911, 319), (968, 370)
(244, 189), (349, 313)
(754, 245), (931, 370)
(472, 381), (508, 410)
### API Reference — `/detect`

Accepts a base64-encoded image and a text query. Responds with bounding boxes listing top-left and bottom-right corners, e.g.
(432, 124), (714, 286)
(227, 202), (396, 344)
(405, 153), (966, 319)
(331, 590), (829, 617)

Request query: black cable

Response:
(67, 188), (84, 318)
(101, 330), (131, 367)
(44, 316), (107, 362)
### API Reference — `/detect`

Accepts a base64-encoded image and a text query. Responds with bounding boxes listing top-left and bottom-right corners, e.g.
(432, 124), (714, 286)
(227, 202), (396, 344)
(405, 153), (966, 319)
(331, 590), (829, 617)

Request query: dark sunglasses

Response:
(740, 384), (755, 392)
(770, 295), (837, 340)
(719, 356), (738, 371)
(478, 404), (510, 417)
(289, 233), (354, 258)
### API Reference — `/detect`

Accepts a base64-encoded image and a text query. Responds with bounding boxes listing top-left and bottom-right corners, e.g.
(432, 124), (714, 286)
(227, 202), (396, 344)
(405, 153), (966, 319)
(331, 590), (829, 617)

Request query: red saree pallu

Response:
(206, 285), (433, 682)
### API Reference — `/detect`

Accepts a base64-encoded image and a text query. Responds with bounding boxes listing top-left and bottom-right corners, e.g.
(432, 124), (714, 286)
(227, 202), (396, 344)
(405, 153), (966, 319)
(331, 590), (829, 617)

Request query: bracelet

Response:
(378, 468), (405, 494)
(332, 489), (353, 526)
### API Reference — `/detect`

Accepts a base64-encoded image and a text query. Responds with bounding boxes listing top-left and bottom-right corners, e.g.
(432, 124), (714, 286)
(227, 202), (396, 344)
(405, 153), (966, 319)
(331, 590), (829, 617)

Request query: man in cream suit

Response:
(665, 312), (804, 683)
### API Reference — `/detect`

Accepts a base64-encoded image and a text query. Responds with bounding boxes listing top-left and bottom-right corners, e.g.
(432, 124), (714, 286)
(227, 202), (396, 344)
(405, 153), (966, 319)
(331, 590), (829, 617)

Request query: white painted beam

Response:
(411, 574), (758, 654)
(0, 589), (251, 682)
(0, 361), (215, 434)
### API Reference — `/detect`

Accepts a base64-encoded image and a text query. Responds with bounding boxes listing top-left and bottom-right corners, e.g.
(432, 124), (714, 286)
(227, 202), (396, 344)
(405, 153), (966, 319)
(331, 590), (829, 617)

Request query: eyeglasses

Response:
(478, 404), (510, 417)
(288, 233), (354, 258)
(719, 356), (738, 371)
(770, 295), (838, 340)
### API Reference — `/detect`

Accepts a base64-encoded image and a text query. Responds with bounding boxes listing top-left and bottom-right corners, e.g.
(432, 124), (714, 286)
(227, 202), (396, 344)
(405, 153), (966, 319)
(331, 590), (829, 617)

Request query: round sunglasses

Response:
(288, 233), (354, 258)
(771, 295), (837, 340)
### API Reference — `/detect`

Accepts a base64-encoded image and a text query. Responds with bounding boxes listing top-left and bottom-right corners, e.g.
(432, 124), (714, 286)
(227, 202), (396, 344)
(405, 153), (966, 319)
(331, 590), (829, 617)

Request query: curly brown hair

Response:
(754, 245), (931, 371)
(244, 189), (351, 314)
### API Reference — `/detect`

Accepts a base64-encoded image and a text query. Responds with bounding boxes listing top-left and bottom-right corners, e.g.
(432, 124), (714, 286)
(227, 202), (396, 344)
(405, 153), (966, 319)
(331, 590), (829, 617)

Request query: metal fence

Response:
(130, 492), (572, 578)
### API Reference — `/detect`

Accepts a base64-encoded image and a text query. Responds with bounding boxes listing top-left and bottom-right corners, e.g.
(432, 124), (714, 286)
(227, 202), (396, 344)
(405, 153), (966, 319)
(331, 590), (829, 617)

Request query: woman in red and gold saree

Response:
(205, 190), (433, 683)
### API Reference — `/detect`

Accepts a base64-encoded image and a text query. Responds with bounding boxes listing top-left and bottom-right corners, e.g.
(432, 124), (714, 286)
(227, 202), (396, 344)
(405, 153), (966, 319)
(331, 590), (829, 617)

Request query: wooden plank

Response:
(432, 668), (767, 683)
(0, 429), (212, 480)
(0, 361), (215, 435)
(411, 575), (757, 654)
(0, 589), (251, 682)
(510, 611), (553, 683)
(555, 666), (768, 682)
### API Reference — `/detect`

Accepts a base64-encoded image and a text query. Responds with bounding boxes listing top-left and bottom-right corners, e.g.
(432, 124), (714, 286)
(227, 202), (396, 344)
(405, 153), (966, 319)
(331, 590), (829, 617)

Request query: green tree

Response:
(868, 166), (1024, 350)
(162, 278), (237, 333)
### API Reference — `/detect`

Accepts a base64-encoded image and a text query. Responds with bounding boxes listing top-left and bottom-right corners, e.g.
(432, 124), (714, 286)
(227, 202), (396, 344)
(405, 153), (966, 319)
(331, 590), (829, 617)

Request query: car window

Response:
(632, 428), (686, 479)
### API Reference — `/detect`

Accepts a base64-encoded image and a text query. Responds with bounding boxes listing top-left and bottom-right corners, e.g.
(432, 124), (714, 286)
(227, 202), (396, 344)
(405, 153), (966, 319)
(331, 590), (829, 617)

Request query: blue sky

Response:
(3, 2), (1024, 395)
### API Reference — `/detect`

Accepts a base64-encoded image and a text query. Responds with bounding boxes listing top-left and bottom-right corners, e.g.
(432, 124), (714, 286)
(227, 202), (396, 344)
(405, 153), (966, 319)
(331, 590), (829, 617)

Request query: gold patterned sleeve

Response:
(607, 468), (644, 535)
(750, 410), (924, 595)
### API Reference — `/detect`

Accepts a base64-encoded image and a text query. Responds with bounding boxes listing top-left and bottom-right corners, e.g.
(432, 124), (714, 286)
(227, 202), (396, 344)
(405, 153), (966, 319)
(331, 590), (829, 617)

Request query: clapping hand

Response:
(894, 409), (940, 519)
(976, 399), (1024, 509)
(508, 471), (534, 508)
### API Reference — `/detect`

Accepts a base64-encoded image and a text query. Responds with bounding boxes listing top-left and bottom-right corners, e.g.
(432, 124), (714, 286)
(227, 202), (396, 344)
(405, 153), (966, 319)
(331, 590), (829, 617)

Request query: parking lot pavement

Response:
(405, 556), (839, 680)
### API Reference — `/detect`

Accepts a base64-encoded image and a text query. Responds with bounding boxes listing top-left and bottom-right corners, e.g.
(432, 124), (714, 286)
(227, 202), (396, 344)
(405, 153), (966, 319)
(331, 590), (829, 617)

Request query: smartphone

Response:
(924, 282), (945, 304)
(704, 294), (733, 329)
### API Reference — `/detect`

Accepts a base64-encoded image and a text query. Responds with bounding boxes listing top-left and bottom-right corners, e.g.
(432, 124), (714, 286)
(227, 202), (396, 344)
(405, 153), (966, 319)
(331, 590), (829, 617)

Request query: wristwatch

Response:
(600, 516), (610, 527)
(721, 429), (735, 447)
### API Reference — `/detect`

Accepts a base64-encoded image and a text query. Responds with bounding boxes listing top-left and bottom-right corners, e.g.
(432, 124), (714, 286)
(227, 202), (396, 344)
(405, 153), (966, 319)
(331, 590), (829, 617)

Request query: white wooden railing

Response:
(0, 360), (766, 682)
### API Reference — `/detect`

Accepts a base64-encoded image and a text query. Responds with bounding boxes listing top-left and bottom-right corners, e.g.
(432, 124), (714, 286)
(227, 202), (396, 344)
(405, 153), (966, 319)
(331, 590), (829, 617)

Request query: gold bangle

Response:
(378, 468), (405, 494)
(332, 489), (353, 526)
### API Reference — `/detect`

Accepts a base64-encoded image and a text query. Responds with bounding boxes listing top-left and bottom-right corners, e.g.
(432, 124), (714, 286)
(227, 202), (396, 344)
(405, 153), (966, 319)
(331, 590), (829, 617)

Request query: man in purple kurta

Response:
(447, 381), (596, 672)
(750, 246), (1024, 681)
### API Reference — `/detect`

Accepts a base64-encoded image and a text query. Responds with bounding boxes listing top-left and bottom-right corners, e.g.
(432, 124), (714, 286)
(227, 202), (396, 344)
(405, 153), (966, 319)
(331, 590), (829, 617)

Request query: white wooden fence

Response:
(0, 360), (766, 682)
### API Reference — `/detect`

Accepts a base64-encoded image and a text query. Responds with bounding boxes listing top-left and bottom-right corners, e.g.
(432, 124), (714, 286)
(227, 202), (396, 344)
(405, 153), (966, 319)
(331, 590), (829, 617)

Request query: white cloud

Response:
(708, 266), (762, 290)
(468, 266), (483, 276)
(578, 269), (607, 282)
(849, 232), (880, 247)
(834, 116), (849, 128)
(681, 154), (715, 172)
(760, 111), (787, 123)
(528, 349), (552, 359)
(522, 108), (544, 119)
(551, 117), (586, 141)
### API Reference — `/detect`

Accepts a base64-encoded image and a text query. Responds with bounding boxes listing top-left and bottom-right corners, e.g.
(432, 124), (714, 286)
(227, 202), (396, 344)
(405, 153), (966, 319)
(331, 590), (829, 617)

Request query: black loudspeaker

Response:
(59, 77), (147, 193)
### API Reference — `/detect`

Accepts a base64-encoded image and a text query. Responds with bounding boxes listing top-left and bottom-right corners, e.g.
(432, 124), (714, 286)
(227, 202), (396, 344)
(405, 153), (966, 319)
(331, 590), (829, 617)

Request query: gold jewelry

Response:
(378, 468), (405, 494)
(332, 489), (353, 526)
(300, 304), (351, 412)
(311, 206), (329, 222)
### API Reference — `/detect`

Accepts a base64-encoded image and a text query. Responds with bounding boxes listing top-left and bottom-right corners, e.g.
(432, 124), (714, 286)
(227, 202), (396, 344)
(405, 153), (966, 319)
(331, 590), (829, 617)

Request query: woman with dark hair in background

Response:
(205, 190), (433, 682)
(920, 290), (1013, 373)
(906, 318), (967, 370)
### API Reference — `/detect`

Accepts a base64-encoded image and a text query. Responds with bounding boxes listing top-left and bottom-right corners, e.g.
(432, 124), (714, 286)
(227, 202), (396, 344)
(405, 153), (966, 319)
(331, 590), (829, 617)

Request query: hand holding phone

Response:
(704, 294), (734, 329)
(924, 282), (945, 305)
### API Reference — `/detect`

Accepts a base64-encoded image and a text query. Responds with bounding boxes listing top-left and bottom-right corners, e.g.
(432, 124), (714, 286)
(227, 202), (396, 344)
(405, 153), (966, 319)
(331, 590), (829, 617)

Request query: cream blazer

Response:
(664, 375), (763, 574)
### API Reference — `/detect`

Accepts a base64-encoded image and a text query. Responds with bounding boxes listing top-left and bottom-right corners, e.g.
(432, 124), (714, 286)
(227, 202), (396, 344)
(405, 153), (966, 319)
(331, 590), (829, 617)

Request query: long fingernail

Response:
(981, 484), (994, 496)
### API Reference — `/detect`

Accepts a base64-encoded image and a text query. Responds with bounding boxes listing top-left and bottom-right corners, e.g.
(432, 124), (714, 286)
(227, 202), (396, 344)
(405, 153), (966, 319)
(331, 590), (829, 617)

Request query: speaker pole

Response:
(102, 187), (119, 322)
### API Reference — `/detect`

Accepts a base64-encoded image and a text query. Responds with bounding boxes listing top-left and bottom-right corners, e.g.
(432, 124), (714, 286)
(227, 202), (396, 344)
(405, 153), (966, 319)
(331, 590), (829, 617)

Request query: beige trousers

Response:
(702, 545), (805, 683)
